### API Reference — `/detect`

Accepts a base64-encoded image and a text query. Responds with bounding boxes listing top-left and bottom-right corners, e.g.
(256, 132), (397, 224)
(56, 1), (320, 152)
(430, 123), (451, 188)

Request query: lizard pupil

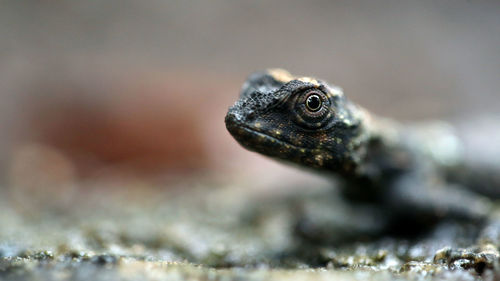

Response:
(306, 94), (322, 112)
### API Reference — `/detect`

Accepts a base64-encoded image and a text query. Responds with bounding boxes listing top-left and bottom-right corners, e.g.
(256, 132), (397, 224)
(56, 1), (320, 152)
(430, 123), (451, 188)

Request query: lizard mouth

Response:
(225, 111), (337, 170)
(225, 113), (307, 161)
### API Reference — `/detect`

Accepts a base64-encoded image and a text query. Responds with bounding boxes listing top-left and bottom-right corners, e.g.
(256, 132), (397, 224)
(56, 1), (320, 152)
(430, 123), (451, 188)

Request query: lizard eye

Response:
(292, 89), (333, 129)
(305, 94), (322, 112)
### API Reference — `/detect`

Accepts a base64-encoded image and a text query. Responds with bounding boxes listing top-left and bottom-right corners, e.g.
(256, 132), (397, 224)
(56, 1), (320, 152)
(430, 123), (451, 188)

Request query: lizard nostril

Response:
(246, 110), (256, 121)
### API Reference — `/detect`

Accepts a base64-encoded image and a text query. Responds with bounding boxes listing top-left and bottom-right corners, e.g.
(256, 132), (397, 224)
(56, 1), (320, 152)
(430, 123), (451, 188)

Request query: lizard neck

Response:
(335, 106), (413, 202)
(343, 106), (411, 183)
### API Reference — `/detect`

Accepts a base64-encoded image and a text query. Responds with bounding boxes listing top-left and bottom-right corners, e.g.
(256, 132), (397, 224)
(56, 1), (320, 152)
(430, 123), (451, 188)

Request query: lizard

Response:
(225, 69), (499, 244)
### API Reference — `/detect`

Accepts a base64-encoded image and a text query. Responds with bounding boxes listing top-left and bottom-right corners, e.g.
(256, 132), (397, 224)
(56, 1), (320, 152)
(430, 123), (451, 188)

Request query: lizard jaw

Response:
(225, 112), (327, 168)
(225, 112), (290, 155)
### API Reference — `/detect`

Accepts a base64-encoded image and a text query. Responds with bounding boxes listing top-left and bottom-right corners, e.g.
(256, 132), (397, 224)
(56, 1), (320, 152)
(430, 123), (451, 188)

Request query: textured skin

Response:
(225, 69), (493, 220)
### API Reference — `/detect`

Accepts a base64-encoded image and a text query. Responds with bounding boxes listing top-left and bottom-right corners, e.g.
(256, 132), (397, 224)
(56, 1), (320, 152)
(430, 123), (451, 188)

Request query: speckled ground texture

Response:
(1, 179), (499, 281)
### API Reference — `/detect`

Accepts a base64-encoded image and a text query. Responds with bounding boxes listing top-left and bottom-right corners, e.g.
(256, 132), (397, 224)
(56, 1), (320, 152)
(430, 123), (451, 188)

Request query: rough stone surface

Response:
(0, 180), (498, 281)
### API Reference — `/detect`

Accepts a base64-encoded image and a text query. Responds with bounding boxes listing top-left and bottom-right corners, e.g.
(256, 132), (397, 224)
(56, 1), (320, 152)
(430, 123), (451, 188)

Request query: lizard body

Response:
(225, 69), (493, 222)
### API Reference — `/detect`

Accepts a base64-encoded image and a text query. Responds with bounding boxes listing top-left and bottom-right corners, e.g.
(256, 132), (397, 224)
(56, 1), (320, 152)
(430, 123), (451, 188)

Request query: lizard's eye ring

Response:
(305, 94), (322, 112)
(292, 89), (333, 129)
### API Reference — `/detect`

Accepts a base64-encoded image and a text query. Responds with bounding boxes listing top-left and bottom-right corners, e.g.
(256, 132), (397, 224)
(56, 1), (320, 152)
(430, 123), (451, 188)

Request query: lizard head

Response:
(225, 69), (363, 172)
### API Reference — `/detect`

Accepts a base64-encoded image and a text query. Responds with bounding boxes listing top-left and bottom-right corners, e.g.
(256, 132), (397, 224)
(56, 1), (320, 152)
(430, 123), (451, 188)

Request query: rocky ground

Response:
(0, 178), (498, 281)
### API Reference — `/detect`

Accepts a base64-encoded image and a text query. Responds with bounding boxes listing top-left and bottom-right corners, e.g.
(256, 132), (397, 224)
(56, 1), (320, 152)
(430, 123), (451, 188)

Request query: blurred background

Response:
(0, 0), (499, 209)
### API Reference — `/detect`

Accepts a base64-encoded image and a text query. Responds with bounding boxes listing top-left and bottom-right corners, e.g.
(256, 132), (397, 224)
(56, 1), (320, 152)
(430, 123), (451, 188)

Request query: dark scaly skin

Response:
(225, 69), (401, 182)
(225, 69), (500, 270)
(225, 69), (495, 226)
